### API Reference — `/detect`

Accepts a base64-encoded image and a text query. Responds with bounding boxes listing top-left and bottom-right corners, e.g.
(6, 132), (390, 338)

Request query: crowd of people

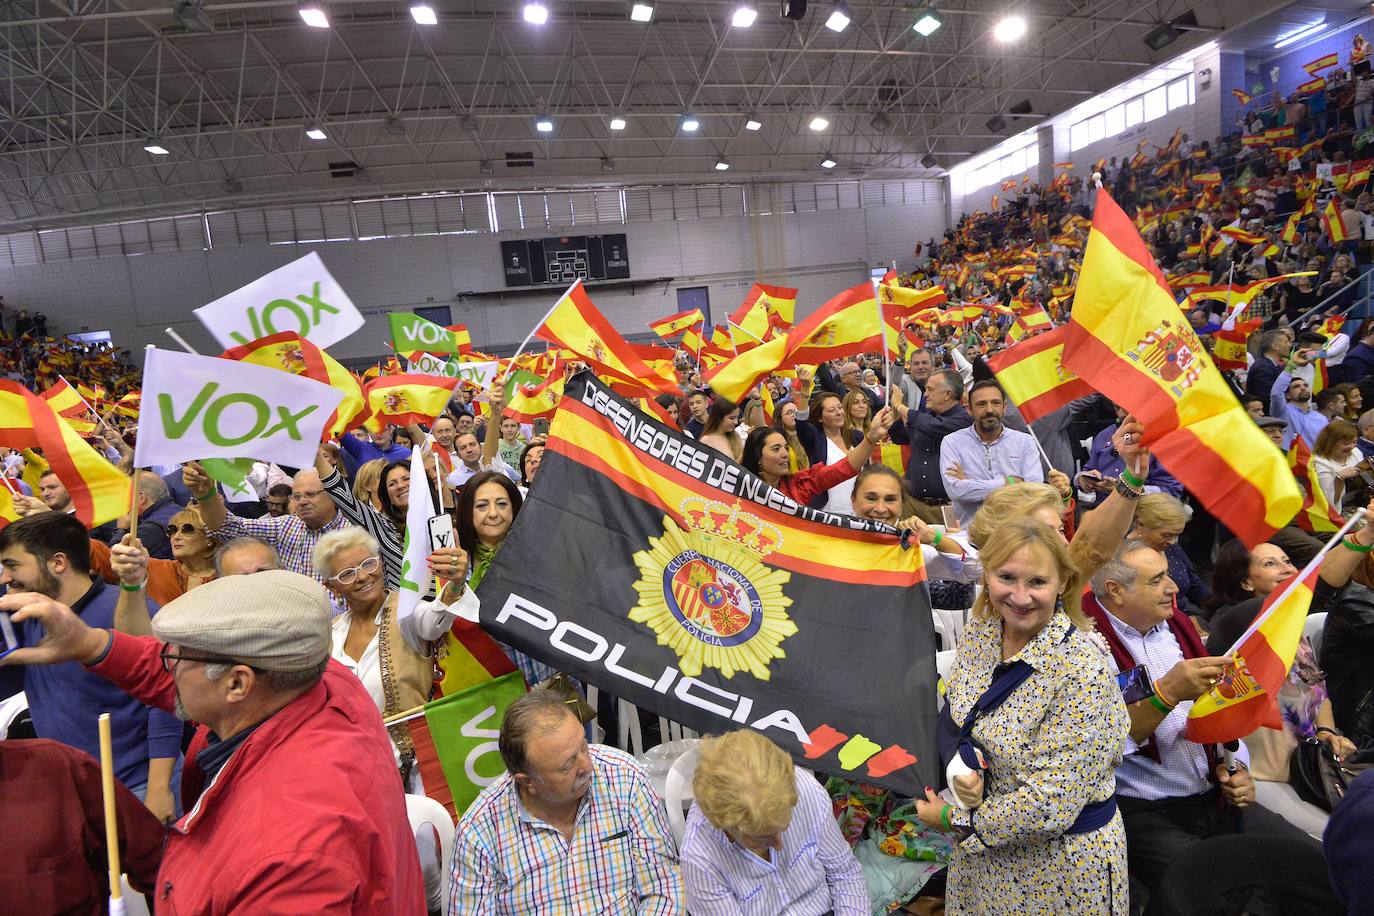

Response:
(8, 52), (1374, 916)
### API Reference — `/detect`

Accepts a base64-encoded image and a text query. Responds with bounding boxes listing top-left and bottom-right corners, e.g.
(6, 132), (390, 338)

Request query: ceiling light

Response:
(609, 116), (627, 131)
(601, 157), (615, 173)
(824, 2), (850, 31)
(744, 116), (762, 131)
(630, 2), (654, 22)
(384, 116), (406, 136)
(409, 3), (437, 24)
(173, 0), (216, 33)
(535, 115), (554, 132)
(731, 5), (757, 27)
(297, 1), (328, 28)
(306, 127), (328, 140)
(681, 115), (700, 132)
(144, 140), (170, 155)
(715, 158), (731, 171)
(523, 2), (549, 24)
(1274, 19), (1326, 49)
(912, 8), (942, 36)
(480, 160), (494, 175)
(821, 156), (837, 169)
(992, 15), (1026, 42)
(809, 115), (830, 131)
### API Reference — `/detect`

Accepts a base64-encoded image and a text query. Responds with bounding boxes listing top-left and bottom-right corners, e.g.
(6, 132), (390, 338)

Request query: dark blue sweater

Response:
(19, 580), (180, 789)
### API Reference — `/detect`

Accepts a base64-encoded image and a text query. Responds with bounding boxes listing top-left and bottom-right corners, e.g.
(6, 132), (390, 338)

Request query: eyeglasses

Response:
(164, 523), (204, 537)
(159, 642), (237, 674)
(329, 555), (381, 585)
(289, 490), (325, 502)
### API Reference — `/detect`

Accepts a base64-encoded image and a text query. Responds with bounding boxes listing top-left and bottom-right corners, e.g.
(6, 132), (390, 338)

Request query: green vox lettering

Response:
(227, 282), (340, 345)
(159, 383), (320, 445)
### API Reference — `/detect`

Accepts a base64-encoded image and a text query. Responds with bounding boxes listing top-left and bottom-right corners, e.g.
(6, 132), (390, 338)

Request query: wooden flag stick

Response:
(127, 469), (142, 535)
(0, 474), (18, 495)
(98, 713), (124, 902)
(383, 703), (428, 726)
(58, 374), (121, 438)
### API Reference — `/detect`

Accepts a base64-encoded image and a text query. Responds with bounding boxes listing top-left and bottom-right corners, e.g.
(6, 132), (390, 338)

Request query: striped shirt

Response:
(681, 767), (869, 916)
(448, 745), (683, 915)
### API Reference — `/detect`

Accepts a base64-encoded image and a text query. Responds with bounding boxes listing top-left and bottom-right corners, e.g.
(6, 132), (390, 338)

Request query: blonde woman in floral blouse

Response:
(915, 517), (1130, 914)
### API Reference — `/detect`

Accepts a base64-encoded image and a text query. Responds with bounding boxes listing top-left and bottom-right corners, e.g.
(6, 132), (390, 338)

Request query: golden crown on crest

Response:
(678, 496), (782, 558)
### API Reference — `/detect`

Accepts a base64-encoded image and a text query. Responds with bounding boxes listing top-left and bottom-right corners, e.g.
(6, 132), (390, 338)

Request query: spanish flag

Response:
(535, 281), (680, 396)
(1192, 171), (1222, 186)
(361, 374), (460, 430)
(1219, 226), (1269, 246)
(0, 382), (131, 528)
(1287, 436), (1345, 533)
(1298, 76), (1327, 94)
(1054, 162), (1075, 170)
(505, 375), (565, 423)
(222, 331), (366, 440)
(879, 283), (947, 356)
(111, 392), (141, 419)
(1323, 198), (1350, 244)
(1304, 51), (1339, 75)
(1232, 88), (1252, 104)
(1282, 210), (1304, 244)
(448, 324), (473, 355)
(1169, 271), (1211, 290)
(730, 283), (798, 344)
(649, 308), (705, 342)
(1209, 319), (1262, 372)
(39, 380), (97, 434)
(1062, 189), (1301, 548)
(476, 372), (936, 793)
(986, 326), (1094, 423)
(706, 282), (884, 402)
(1186, 566), (1318, 744)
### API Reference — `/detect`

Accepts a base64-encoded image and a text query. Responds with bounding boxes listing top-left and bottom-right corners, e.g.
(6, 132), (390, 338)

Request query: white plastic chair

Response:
(0, 691), (26, 739)
(935, 650), (956, 711)
(405, 794), (456, 914)
(663, 744), (701, 847)
(1303, 612), (1327, 665)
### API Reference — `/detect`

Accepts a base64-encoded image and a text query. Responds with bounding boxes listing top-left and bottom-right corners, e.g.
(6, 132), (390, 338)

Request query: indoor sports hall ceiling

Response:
(0, 0), (1357, 227)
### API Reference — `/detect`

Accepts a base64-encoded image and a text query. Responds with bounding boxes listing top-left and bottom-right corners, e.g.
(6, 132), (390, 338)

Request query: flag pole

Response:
(1025, 424), (1056, 474)
(58, 374), (121, 439)
(509, 280), (579, 369)
(98, 713), (127, 914)
(429, 436), (445, 511)
(0, 474), (18, 496)
(127, 467), (141, 537)
(875, 280), (892, 405)
(383, 703), (428, 726)
(164, 328), (199, 354)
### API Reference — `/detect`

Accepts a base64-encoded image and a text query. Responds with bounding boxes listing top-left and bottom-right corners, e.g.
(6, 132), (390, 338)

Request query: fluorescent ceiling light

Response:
(535, 115), (554, 132)
(1274, 19), (1326, 50)
(306, 127), (328, 140)
(144, 141), (170, 155)
(731, 5), (757, 28)
(821, 156), (837, 169)
(297, 1), (328, 27)
(993, 15), (1026, 42)
(809, 115), (830, 131)
(609, 116), (627, 130)
(825, 3), (850, 32)
(744, 117), (762, 131)
(715, 159), (731, 171)
(409, 3), (437, 24)
(523, 2), (549, 24)
(913, 9), (942, 36)
(630, 2), (653, 22)
(681, 115), (700, 132)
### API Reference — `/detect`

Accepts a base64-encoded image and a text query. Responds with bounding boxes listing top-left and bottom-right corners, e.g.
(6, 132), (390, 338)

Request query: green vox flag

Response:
(408, 671), (528, 818)
(199, 457), (258, 505)
(390, 312), (459, 356)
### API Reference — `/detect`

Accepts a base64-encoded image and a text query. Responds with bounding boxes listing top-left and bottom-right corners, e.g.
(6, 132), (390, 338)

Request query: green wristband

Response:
(932, 529), (944, 548)
(1147, 693), (1172, 715)
(1342, 537), (1373, 553)
(940, 804), (953, 831)
(119, 582), (146, 593)
(1120, 466), (1144, 490)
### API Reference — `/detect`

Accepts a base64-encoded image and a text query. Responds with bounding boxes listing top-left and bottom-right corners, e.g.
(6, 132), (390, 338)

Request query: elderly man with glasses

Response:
(0, 570), (427, 914)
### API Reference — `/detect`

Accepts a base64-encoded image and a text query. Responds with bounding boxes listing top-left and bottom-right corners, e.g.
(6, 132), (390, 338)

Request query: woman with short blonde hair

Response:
(681, 729), (868, 914)
(1131, 492), (1210, 615)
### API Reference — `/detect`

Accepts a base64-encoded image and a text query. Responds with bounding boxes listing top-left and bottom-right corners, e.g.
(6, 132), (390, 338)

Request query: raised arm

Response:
(845, 406), (896, 471)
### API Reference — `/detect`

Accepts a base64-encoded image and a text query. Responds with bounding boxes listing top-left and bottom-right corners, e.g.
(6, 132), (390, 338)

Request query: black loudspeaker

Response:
(1009, 99), (1033, 116)
(985, 115), (1008, 132)
(780, 0), (807, 20)
(921, 153), (938, 168)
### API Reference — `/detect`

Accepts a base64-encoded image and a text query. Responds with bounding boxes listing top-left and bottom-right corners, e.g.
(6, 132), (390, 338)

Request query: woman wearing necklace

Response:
(89, 507), (218, 605)
(315, 527), (475, 789)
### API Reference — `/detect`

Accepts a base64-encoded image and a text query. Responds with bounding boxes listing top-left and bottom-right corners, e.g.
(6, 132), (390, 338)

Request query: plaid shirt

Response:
(208, 509), (351, 583)
(449, 745), (683, 915)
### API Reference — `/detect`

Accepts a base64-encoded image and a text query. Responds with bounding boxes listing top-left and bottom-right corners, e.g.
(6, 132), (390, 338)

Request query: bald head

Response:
(290, 468), (336, 530)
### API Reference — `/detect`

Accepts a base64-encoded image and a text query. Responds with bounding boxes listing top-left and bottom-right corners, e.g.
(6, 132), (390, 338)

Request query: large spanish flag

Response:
(361, 374), (460, 430)
(649, 308), (705, 342)
(1185, 566), (1318, 743)
(879, 282), (947, 356)
(730, 283), (798, 341)
(1063, 189), (1301, 547)
(1323, 198), (1349, 244)
(0, 382), (131, 528)
(536, 281), (680, 396)
(986, 326), (1094, 423)
(1210, 319), (1262, 372)
(39, 380), (97, 434)
(476, 372), (936, 793)
(1288, 437), (1345, 533)
(706, 282), (884, 402)
(1304, 51), (1339, 75)
(221, 331), (365, 439)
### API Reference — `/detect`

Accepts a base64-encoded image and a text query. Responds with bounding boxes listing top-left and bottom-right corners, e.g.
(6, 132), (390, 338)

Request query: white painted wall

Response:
(0, 181), (946, 364)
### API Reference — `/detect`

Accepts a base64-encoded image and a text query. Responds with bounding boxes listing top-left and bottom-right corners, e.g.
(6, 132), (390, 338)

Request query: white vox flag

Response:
(134, 348), (345, 470)
(397, 442), (438, 622)
(193, 251), (365, 350)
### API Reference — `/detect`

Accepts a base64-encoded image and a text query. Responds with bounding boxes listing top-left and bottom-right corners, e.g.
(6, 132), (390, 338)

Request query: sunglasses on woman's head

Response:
(165, 523), (203, 537)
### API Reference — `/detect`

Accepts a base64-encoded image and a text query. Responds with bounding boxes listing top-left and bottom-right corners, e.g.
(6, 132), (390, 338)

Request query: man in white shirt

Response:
(938, 379), (1044, 526)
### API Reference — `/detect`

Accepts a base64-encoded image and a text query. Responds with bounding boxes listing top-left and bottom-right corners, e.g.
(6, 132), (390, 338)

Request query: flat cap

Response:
(1256, 416), (1288, 431)
(152, 570), (331, 672)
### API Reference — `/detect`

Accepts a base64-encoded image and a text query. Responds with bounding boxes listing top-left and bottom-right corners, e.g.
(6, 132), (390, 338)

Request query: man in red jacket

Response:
(0, 569), (425, 915)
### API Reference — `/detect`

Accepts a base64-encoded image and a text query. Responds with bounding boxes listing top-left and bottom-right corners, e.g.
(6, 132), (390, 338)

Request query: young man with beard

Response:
(938, 379), (1044, 527)
(1269, 370), (1329, 449)
(0, 513), (181, 821)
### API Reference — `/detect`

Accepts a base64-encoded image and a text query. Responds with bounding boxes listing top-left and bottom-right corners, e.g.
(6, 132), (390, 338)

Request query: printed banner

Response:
(193, 252), (365, 350)
(134, 348), (344, 470)
(477, 373), (939, 795)
(406, 355), (500, 391)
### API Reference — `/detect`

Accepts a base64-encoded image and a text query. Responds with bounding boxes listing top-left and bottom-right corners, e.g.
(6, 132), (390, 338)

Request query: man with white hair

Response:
(110, 471), (183, 560)
(184, 462), (349, 584)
